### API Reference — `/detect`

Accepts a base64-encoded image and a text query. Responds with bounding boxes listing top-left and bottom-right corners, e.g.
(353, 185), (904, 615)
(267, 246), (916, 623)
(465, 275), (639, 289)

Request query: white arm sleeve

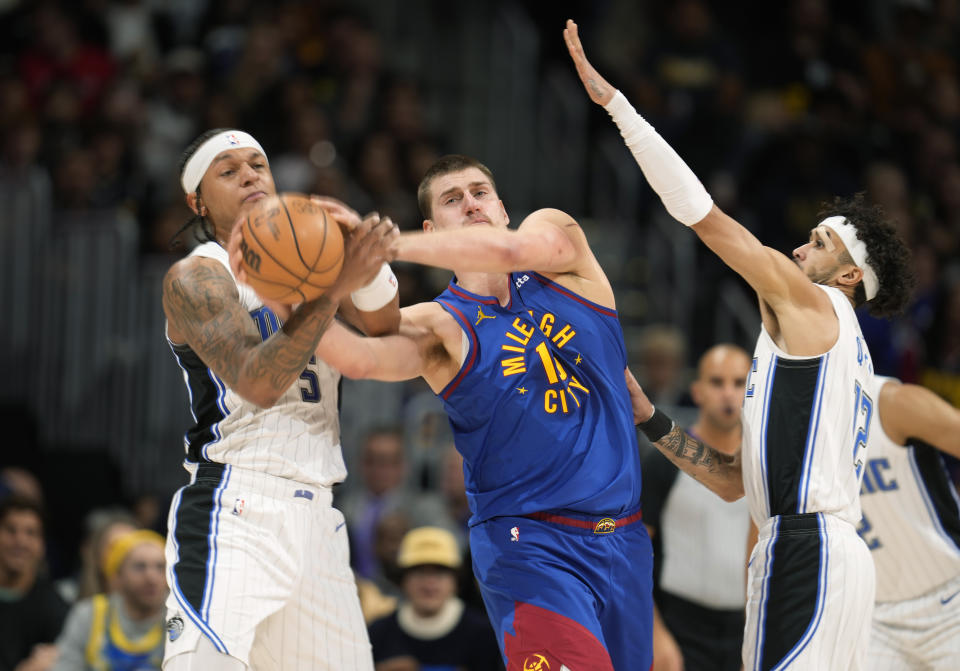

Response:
(604, 90), (713, 226)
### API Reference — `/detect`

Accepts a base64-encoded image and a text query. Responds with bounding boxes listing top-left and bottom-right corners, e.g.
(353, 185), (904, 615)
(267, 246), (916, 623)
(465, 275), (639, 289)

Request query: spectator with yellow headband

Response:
(51, 530), (167, 671)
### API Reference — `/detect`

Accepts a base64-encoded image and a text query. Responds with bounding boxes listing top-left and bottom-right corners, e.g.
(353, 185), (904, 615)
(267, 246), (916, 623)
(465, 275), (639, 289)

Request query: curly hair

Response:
(817, 193), (915, 318)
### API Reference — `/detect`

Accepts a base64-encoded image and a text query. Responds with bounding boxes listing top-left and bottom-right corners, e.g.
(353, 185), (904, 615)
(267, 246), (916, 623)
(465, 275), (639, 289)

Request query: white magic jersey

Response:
(742, 285), (873, 526)
(166, 241), (346, 487)
(859, 375), (960, 602)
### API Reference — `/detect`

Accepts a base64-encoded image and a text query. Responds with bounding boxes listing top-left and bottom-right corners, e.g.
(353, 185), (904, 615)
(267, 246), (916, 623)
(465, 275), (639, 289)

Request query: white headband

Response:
(817, 215), (879, 301)
(180, 130), (267, 194)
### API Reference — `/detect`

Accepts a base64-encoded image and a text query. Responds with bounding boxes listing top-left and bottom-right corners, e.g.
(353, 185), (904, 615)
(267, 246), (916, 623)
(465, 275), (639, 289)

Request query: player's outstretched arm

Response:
(626, 368), (744, 501)
(879, 380), (960, 457)
(563, 19), (817, 312)
(392, 208), (585, 276)
(316, 301), (462, 392)
(164, 216), (391, 408)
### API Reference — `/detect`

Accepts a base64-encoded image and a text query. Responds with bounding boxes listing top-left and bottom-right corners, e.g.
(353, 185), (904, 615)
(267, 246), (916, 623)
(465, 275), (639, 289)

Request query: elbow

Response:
(250, 391), (283, 410)
(236, 383), (284, 409)
(719, 483), (745, 503)
(718, 472), (745, 502)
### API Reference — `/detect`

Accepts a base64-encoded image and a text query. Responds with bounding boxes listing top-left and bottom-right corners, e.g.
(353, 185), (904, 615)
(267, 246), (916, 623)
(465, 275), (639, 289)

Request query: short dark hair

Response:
(0, 494), (45, 531)
(417, 154), (497, 219)
(818, 193), (915, 318)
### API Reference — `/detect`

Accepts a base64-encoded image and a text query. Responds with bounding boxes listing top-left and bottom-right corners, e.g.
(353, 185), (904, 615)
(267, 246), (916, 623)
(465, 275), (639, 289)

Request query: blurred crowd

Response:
(5, 0), (960, 667)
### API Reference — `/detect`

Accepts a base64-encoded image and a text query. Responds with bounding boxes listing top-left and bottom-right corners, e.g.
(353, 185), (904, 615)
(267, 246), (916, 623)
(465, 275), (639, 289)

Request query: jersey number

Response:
(852, 381), (873, 479)
(251, 308), (320, 404)
(856, 512), (882, 550)
(300, 356), (320, 403)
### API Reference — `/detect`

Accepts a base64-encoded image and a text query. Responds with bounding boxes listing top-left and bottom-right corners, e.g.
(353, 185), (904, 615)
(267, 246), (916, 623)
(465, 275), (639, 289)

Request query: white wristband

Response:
(350, 263), (398, 311)
(604, 90), (713, 226)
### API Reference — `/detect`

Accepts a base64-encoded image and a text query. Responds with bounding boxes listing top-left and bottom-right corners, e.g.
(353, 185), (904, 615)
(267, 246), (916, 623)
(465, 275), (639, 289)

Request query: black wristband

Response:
(637, 407), (674, 443)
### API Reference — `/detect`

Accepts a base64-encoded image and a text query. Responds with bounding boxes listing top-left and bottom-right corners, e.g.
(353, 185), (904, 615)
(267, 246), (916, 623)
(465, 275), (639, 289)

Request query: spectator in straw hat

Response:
(367, 527), (502, 671)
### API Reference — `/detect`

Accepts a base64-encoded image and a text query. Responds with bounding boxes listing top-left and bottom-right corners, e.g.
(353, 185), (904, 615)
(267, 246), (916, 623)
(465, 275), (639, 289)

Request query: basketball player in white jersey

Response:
(160, 128), (400, 671)
(858, 376), (960, 669)
(565, 19), (914, 670)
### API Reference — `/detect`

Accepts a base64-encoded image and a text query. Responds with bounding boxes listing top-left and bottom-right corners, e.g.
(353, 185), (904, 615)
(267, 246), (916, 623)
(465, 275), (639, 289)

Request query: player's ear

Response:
(423, 218), (435, 232)
(186, 191), (200, 216)
(499, 200), (509, 226)
(836, 265), (863, 289)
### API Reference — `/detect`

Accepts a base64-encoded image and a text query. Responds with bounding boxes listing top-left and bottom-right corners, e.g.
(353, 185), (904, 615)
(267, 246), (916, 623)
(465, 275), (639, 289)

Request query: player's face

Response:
(424, 168), (509, 232)
(194, 149), (276, 231)
(402, 565), (457, 617)
(0, 510), (44, 576)
(117, 543), (167, 613)
(691, 349), (750, 432)
(792, 227), (847, 286)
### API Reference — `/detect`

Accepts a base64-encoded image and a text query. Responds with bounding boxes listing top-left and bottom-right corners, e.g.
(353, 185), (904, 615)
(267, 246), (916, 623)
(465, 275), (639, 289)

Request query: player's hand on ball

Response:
(329, 213), (395, 298)
(309, 195), (361, 232)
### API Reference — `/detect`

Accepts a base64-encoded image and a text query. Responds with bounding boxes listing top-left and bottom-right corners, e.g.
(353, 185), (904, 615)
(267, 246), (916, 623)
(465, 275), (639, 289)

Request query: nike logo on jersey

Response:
(335, 521), (346, 532)
(941, 590), (960, 605)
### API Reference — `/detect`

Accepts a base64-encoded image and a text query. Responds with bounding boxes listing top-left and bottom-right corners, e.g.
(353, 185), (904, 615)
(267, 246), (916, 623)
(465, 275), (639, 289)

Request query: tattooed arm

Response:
(654, 424), (744, 502)
(163, 216), (391, 408)
(626, 368), (744, 502)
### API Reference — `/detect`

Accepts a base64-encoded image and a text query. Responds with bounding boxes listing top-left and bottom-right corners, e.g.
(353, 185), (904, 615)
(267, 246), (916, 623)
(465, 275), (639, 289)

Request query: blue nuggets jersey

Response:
(434, 272), (643, 524)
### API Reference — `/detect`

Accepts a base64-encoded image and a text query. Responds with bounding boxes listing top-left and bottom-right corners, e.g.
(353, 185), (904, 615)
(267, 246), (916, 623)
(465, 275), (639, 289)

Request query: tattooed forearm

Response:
(652, 425), (744, 501)
(586, 78), (608, 101)
(163, 257), (340, 403)
(659, 426), (721, 471)
(245, 295), (338, 390)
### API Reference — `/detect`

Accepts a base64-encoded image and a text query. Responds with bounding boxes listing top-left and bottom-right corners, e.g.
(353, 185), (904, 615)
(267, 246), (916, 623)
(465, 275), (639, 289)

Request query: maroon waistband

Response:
(521, 508), (643, 534)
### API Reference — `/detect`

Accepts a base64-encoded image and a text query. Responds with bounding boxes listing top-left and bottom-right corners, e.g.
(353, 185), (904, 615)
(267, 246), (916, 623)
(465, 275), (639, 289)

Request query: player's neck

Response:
(690, 419), (741, 455)
(455, 272), (511, 306)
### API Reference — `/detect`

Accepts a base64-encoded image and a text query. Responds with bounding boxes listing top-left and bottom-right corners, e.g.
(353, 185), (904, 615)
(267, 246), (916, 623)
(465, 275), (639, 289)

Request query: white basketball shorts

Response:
(869, 573), (960, 670)
(161, 462), (373, 670)
(743, 512), (875, 671)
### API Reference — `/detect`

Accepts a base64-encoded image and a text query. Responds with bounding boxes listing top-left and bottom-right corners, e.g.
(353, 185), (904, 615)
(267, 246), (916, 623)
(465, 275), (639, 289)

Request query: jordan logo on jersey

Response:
(498, 313), (589, 415)
(476, 306), (496, 325)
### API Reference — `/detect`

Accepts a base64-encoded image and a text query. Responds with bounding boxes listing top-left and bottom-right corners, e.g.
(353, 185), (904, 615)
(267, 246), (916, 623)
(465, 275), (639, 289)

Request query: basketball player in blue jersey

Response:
(161, 128), (400, 671)
(856, 376), (960, 669)
(237, 153), (655, 670)
(565, 19), (913, 670)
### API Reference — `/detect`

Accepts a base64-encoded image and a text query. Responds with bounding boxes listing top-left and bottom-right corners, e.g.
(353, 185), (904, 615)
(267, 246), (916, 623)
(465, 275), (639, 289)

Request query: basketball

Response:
(238, 192), (344, 303)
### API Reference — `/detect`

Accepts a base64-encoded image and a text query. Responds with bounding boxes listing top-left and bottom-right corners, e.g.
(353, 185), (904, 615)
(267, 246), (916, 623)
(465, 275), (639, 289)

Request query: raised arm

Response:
(164, 216), (392, 408)
(563, 19), (822, 314)
(878, 380), (960, 457)
(626, 368), (744, 502)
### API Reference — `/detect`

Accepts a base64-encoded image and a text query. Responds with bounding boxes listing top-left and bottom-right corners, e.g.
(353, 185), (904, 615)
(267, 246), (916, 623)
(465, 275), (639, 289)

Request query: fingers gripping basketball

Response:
(239, 193), (344, 303)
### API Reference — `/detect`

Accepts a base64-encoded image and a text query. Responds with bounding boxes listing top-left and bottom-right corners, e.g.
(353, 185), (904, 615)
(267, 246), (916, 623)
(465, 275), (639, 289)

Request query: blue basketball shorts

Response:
(470, 506), (653, 671)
